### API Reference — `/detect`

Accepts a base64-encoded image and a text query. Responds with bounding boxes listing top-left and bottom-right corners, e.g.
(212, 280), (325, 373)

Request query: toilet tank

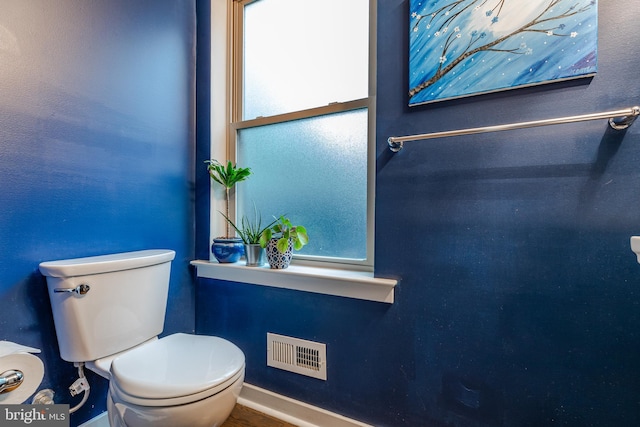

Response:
(39, 250), (176, 363)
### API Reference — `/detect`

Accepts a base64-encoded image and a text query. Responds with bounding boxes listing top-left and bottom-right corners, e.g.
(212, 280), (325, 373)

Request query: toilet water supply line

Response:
(68, 363), (90, 413)
(35, 363), (91, 412)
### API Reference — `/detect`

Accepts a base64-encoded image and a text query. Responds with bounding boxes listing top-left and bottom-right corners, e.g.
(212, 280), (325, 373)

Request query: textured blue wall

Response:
(0, 1), (195, 425)
(197, 1), (640, 426)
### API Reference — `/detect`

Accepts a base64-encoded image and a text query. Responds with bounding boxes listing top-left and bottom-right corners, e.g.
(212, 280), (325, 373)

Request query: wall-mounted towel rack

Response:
(388, 106), (640, 152)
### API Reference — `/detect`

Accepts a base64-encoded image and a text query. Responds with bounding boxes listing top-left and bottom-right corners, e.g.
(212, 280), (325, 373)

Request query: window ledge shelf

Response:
(190, 260), (398, 304)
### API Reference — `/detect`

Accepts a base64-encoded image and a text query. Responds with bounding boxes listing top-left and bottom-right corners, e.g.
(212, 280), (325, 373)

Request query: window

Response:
(222, 0), (375, 267)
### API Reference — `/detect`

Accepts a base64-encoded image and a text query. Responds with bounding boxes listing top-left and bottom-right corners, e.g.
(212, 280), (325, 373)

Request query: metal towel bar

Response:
(388, 106), (640, 152)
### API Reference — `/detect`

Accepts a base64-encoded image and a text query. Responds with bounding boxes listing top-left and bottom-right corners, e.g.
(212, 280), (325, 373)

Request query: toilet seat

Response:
(109, 367), (244, 407)
(109, 333), (245, 407)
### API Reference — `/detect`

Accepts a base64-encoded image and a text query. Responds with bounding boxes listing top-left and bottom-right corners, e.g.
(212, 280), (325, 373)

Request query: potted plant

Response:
(206, 159), (252, 263)
(259, 215), (309, 269)
(221, 205), (278, 267)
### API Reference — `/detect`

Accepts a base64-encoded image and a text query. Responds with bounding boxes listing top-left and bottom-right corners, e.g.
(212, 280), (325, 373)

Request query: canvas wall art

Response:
(409, 0), (598, 106)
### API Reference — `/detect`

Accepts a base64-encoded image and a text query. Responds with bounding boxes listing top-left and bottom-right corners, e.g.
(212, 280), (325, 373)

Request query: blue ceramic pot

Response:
(211, 238), (244, 263)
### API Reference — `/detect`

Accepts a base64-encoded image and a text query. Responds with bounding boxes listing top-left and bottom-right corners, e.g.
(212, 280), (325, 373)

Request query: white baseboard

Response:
(78, 411), (108, 427)
(238, 383), (372, 427)
(77, 383), (371, 427)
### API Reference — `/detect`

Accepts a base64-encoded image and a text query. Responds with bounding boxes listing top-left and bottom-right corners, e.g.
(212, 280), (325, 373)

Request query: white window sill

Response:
(190, 260), (398, 304)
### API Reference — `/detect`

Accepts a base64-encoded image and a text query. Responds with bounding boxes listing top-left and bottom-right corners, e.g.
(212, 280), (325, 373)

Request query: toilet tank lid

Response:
(39, 250), (176, 278)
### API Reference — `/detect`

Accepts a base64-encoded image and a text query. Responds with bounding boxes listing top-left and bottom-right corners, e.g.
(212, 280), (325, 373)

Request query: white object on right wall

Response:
(630, 237), (640, 264)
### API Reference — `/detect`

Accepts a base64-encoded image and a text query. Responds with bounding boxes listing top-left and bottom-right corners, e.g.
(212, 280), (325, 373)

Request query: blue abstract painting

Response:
(409, 0), (598, 106)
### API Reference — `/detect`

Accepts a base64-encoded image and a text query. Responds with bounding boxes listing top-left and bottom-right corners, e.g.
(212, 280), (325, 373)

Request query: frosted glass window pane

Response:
(237, 109), (368, 259)
(243, 0), (369, 119)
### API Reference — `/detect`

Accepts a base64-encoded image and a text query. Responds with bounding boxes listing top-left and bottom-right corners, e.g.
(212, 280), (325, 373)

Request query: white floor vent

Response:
(267, 333), (327, 380)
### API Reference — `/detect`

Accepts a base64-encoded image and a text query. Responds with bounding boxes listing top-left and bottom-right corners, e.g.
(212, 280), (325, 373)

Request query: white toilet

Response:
(39, 249), (245, 427)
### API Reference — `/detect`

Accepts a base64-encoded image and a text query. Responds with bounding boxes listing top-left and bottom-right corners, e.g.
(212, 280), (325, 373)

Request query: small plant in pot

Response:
(259, 215), (309, 269)
(221, 205), (278, 267)
(206, 159), (252, 263)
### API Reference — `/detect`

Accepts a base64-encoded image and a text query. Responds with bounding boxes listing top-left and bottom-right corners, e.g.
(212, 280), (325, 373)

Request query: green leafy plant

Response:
(259, 215), (309, 253)
(205, 159), (252, 237)
(220, 204), (278, 245)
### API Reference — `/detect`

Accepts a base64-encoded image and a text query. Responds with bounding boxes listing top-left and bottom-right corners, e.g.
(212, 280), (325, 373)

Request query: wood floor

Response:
(222, 404), (298, 427)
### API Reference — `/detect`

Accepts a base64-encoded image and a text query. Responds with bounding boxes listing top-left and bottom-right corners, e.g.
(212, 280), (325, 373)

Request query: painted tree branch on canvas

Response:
(408, 0), (598, 106)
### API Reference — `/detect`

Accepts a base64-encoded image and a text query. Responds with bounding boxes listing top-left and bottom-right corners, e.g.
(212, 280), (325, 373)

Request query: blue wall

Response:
(197, 1), (640, 426)
(0, 1), (196, 425)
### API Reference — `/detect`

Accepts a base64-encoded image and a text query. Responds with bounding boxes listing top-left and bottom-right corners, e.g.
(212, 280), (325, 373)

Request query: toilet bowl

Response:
(105, 333), (245, 427)
(38, 250), (246, 427)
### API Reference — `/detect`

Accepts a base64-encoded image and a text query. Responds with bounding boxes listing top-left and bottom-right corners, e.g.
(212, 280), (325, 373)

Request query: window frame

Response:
(211, 0), (377, 270)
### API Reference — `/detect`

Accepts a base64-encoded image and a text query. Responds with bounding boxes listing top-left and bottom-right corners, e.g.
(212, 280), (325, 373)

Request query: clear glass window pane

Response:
(243, 0), (369, 119)
(237, 109), (368, 260)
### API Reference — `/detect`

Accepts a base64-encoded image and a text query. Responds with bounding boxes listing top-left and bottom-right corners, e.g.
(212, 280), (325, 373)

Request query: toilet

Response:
(39, 250), (245, 427)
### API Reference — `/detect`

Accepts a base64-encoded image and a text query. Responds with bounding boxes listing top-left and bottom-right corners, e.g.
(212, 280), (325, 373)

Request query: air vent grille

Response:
(267, 333), (327, 380)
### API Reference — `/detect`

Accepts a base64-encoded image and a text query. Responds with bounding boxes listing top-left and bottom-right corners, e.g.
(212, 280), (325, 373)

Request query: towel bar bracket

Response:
(388, 140), (403, 153)
(609, 106), (640, 130)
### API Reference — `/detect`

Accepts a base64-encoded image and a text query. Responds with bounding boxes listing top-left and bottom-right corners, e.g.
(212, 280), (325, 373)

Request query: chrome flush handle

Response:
(53, 284), (91, 295)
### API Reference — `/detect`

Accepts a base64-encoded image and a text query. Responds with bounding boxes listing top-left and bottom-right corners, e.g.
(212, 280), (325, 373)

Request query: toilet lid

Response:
(110, 333), (245, 400)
